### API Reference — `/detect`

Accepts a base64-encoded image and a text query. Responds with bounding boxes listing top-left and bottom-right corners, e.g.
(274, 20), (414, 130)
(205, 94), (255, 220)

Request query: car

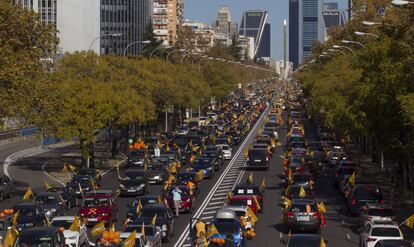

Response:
(34, 192), (66, 220)
(127, 149), (147, 168)
(175, 172), (200, 195)
(77, 168), (102, 186)
(282, 199), (322, 233)
(47, 186), (78, 209)
(246, 148), (269, 170)
(347, 184), (384, 216)
(177, 125), (189, 135)
(189, 158), (215, 179)
(119, 170), (148, 196)
(359, 204), (396, 227)
(124, 221), (162, 247)
(0, 175), (14, 201)
(51, 216), (89, 247)
(229, 184), (264, 214)
(289, 172), (315, 187)
(164, 185), (194, 213)
(78, 192), (117, 225)
(13, 202), (46, 230)
(13, 227), (66, 247)
(0, 212), (13, 240)
(126, 195), (160, 218)
(67, 175), (92, 198)
(335, 167), (357, 186)
(360, 222), (404, 247)
(132, 204), (175, 242)
(118, 232), (148, 246)
(202, 150), (222, 171)
(285, 234), (325, 247)
(217, 144), (232, 160)
(222, 205), (256, 233)
(208, 209), (247, 247)
(147, 162), (169, 185)
(285, 184), (314, 200)
(374, 240), (414, 247)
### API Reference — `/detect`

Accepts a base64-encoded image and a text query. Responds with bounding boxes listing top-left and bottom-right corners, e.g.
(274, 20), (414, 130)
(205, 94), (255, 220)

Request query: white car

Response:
(51, 216), (89, 247)
(217, 144), (232, 160)
(359, 222), (404, 247)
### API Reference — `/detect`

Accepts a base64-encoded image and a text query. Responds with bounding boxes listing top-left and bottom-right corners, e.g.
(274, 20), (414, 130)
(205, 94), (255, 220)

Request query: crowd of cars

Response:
(0, 86), (276, 247)
(279, 97), (413, 247)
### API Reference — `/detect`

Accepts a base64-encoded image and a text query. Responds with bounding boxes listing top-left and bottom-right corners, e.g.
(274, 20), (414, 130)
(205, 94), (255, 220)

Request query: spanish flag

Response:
(136, 200), (143, 214)
(3, 226), (18, 247)
(247, 206), (258, 225)
(151, 214), (157, 225)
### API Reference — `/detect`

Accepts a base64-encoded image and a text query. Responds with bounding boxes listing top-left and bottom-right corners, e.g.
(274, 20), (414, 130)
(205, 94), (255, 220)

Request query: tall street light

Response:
(328, 48), (346, 55)
(333, 45), (355, 56)
(89, 33), (123, 53)
(391, 0), (414, 6)
(123, 40), (151, 57)
(342, 39), (366, 48)
(198, 57), (214, 72)
(355, 31), (380, 39)
(165, 49), (186, 63)
(149, 45), (173, 60)
(362, 21), (391, 27)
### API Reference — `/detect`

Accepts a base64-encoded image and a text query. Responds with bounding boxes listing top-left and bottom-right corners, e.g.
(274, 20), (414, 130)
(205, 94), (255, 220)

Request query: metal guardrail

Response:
(0, 127), (39, 140)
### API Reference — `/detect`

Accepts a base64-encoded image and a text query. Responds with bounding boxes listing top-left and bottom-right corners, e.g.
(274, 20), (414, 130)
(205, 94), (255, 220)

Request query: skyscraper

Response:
(256, 23), (271, 58)
(153, 0), (184, 46)
(218, 5), (231, 35)
(101, 0), (152, 56)
(239, 10), (268, 58)
(289, 0), (324, 68)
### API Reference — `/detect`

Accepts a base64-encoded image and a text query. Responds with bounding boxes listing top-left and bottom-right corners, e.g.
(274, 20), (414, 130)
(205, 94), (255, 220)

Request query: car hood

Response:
(79, 206), (111, 215)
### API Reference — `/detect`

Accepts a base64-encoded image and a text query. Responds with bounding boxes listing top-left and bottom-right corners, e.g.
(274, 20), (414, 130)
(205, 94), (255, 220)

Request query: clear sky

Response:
(183, 0), (348, 60)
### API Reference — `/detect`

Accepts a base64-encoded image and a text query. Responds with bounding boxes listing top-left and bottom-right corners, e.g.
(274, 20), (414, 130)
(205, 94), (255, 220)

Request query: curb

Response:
(0, 136), (26, 145)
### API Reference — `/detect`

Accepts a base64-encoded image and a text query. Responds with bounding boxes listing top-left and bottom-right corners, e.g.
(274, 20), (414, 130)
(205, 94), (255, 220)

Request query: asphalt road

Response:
(0, 110), (365, 246)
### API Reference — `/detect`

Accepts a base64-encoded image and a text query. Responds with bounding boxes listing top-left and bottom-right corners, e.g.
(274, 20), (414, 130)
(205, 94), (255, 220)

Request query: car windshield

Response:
(193, 160), (210, 167)
(14, 207), (36, 217)
(139, 208), (166, 219)
(125, 226), (155, 236)
(290, 203), (317, 213)
(220, 146), (229, 151)
(82, 198), (111, 207)
(214, 222), (238, 234)
(130, 151), (145, 158)
(51, 220), (73, 228)
(288, 236), (320, 246)
(371, 227), (401, 237)
(132, 198), (157, 207)
(176, 174), (195, 182)
(354, 187), (381, 200)
(118, 237), (143, 247)
(35, 195), (58, 205)
(17, 235), (53, 247)
(368, 208), (394, 217)
(121, 179), (143, 186)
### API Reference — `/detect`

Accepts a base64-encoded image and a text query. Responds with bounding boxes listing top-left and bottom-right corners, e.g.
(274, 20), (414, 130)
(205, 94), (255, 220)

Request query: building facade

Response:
(256, 23), (271, 58)
(239, 10), (269, 58)
(289, 0), (324, 68)
(14, 0), (101, 54)
(182, 20), (215, 53)
(101, 0), (152, 56)
(237, 35), (255, 60)
(153, 0), (183, 46)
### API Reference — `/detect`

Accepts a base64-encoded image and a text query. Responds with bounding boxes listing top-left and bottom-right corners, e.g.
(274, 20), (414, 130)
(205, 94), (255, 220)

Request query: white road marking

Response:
(346, 233), (351, 240)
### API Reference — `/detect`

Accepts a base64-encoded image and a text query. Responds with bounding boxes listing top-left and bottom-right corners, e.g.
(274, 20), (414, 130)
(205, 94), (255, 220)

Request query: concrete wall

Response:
(57, 0), (100, 54)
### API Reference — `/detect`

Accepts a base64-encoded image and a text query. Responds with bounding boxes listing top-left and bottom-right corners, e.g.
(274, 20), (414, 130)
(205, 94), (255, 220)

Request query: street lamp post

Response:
(333, 45), (356, 56)
(341, 40), (366, 49)
(198, 57), (213, 72)
(328, 48), (346, 55)
(149, 45), (173, 60)
(123, 40), (151, 57)
(355, 31), (380, 39)
(391, 0), (414, 6)
(165, 49), (186, 63)
(89, 33), (123, 54)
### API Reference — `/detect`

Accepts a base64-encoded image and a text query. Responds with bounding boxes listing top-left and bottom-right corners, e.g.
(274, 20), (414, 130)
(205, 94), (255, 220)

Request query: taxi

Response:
(78, 191), (117, 225)
(228, 184), (263, 214)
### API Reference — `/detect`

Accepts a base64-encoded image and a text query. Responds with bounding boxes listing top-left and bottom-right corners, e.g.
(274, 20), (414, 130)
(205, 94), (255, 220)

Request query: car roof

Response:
(215, 209), (236, 219)
(51, 216), (76, 221)
(223, 205), (248, 212)
(291, 199), (316, 205)
(20, 226), (58, 235)
(367, 221), (399, 228)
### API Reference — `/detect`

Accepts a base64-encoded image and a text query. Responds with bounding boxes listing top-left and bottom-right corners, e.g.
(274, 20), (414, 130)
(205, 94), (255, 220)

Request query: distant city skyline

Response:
(183, 0), (348, 60)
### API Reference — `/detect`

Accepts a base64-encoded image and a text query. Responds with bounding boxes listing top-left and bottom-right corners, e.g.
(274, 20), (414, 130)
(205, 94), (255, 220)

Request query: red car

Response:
(164, 185), (194, 213)
(78, 191), (117, 225)
(229, 184), (264, 214)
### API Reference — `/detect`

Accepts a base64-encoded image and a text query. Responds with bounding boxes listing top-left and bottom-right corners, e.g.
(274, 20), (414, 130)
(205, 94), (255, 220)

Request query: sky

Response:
(183, 0), (348, 60)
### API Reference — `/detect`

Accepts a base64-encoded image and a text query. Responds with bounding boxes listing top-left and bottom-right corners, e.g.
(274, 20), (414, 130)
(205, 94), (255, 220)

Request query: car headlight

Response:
(139, 184), (145, 188)
(101, 213), (108, 216)
(153, 175), (160, 180)
(162, 224), (167, 231)
(207, 167), (212, 171)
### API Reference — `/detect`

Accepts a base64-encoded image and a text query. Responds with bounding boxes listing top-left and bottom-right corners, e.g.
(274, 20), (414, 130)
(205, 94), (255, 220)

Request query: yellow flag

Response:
(405, 214), (414, 228)
(288, 230), (292, 238)
(320, 237), (326, 247)
(247, 206), (258, 225)
(254, 196), (261, 211)
(11, 211), (19, 226)
(299, 186), (306, 198)
(151, 214), (157, 225)
(3, 226), (18, 247)
(317, 202), (327, 214)
(247, 172), (253, 184)
(22, 187), (34, 200)
(288, 169), (293, 181)
(260, 178), (266, 190)
(285, 185), (291, 196)
(196, 170), (204, 181)
(141, 222), (145, 237)
(123, 230), (136, 247)
(62, 163), (68, 173)
(68, 164), (77, 172)
(348, 172), (356, 187)
(110, 222), (116, 232)
(244, 149), (249, 158)
(283, 197), (292, 209)
(44, 180), (52, 190)
(226, 191), (232, 202)
(207, 224), (220, 239)
(91, 221), (106, 237)
(157, 195), (163, 204)
(69, 216), (80, 232)
(136, 200), (143, 215)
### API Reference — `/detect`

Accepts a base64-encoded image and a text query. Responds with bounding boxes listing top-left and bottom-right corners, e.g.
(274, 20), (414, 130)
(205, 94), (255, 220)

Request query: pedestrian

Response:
(172, 185), (182, 217)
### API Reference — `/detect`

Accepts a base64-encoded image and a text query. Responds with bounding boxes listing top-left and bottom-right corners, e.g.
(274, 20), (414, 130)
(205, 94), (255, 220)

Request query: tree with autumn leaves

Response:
(295, 0), (414, 200)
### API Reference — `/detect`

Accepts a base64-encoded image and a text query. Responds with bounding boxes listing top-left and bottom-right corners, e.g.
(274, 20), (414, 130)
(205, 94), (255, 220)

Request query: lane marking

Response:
(173, 105), (270, 247)
(346, 233), (350, 240)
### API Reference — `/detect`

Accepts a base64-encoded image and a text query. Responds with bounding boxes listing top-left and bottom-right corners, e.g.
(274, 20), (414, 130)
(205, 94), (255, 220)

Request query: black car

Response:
(119, 170), (148, 196)
(127, 149), (147, 168)
(14, 227), (65, 247)
(374, 240), (414, 247)
(247, 148), (269, 170)
(47, 186), (77, 209)
(77, 168), (102, 185)
(13, 202), (46, 231)
(0, 175), (14, 201)
(203, 150), (222, 171)
(67, 175), (92, 198)
(189, 158), (215, 179)
(286, 234), (324, 247)
(147, 162), (169, 185)
(126, 195), (160, 218)
(346, 184), (383, 216)
(34, 192), (66, 220)
(133, 205), (175, 242)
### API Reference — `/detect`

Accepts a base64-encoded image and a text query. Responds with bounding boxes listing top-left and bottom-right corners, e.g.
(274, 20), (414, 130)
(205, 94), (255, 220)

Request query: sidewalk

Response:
(348, 143), (414, 240)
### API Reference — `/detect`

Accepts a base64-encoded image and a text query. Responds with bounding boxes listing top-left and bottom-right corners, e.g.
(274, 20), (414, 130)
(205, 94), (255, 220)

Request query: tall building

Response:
(217, 5), (231, 35)
(238, 35), (255, 60)
(153, 0), (183, 46)
(239, 10), (269, 58)
(212, 5), (238, 45)
(101, 0), (152, 56)
(14, 0), (101, 54)
(256, 23), (271, 58)
(289, 0), (324, 68)
(182, 20), (215, 53)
